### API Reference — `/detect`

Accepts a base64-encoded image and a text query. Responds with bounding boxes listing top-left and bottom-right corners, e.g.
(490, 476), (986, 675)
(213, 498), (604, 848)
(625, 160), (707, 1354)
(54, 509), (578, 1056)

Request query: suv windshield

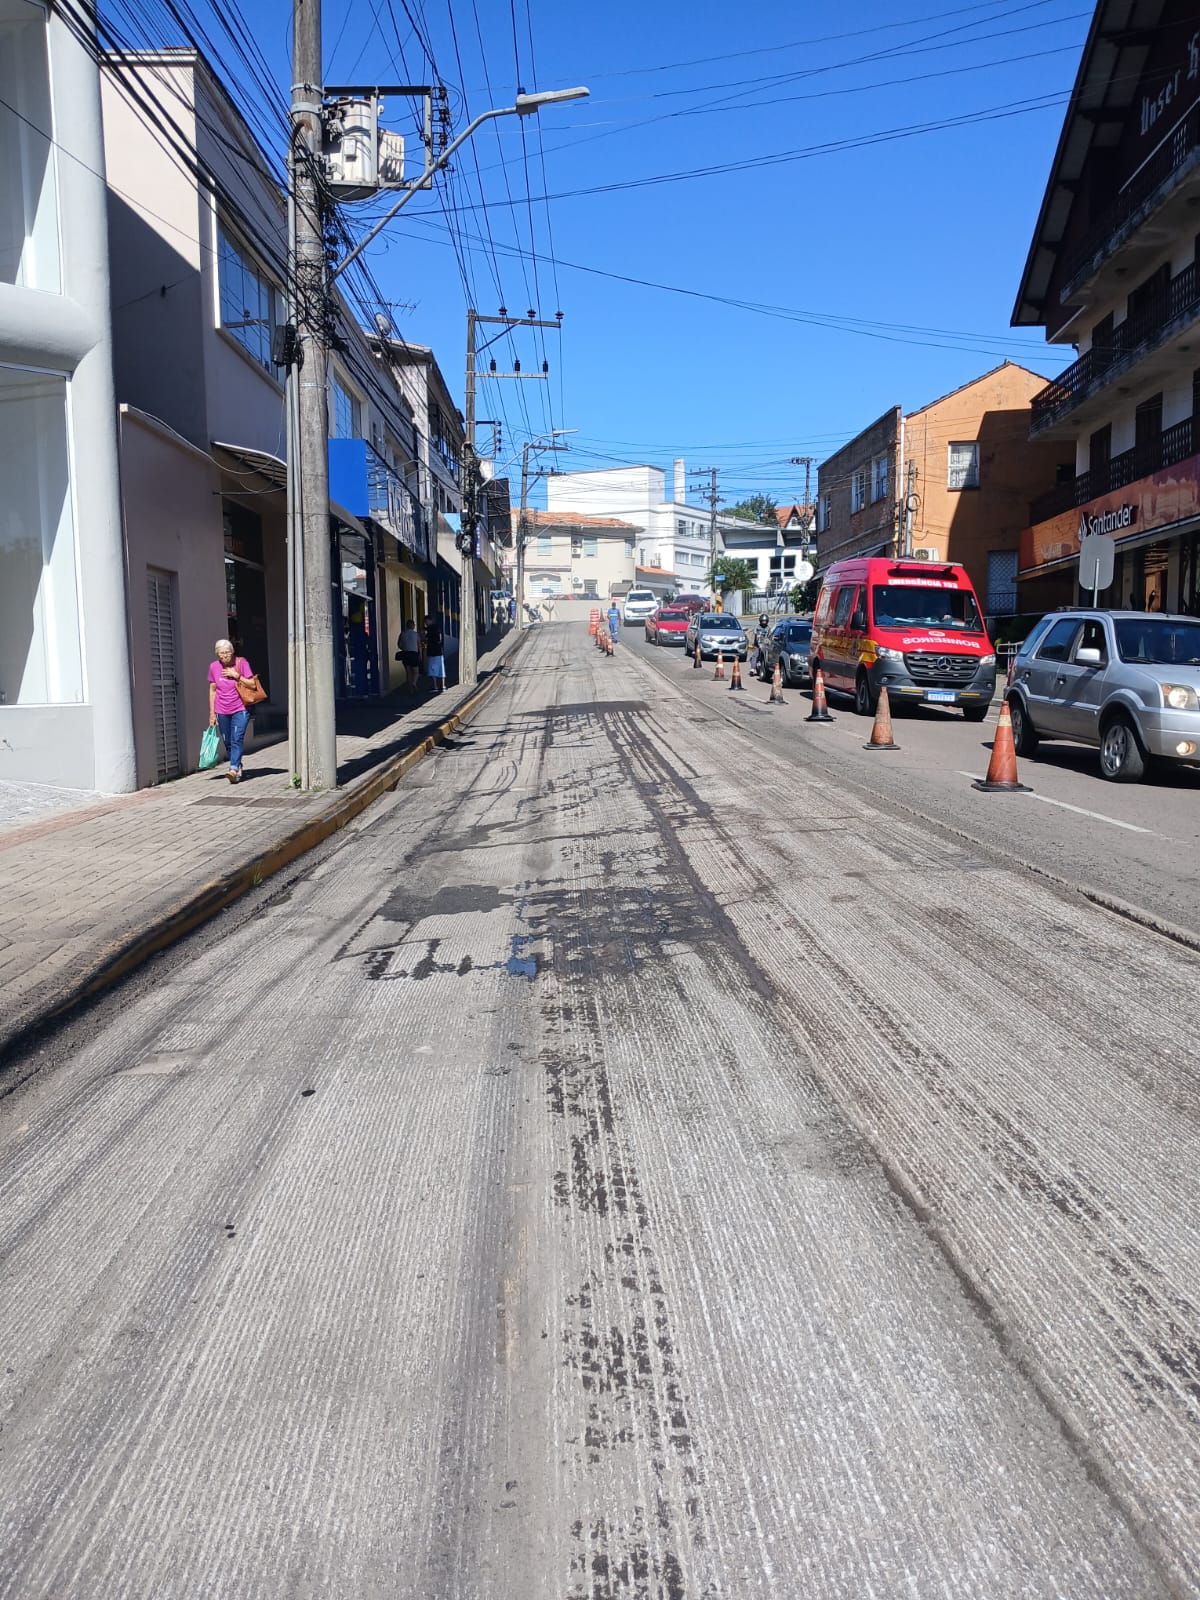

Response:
(1115, 618), (1200, 665)
(872, 585), (983, 633)
(626, 592), (654, 603)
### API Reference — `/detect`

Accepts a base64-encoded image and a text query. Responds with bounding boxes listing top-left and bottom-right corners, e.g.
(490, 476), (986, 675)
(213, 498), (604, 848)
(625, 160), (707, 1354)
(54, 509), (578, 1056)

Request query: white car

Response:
(622, 588), (658, 626)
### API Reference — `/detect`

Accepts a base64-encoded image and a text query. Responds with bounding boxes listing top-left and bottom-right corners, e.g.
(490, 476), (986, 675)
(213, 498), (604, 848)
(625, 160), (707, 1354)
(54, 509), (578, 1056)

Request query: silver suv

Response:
(1007, 610), (1200, 781)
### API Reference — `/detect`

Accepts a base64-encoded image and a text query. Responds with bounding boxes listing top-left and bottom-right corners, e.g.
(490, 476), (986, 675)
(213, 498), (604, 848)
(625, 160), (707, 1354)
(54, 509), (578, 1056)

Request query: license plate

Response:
(924, 690), (956, 703)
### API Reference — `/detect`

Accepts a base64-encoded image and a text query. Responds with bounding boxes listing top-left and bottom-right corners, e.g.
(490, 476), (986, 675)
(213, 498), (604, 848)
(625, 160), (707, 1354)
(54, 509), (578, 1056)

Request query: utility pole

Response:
(690, 466), (722, 597)
(514, 430), (573, 626)
(461, 308), (561, 687)
(281, 76), (588, 787)
(789, 454), (816, 561)
(287, 0), (337, 791)
(902, 460), (918, 558)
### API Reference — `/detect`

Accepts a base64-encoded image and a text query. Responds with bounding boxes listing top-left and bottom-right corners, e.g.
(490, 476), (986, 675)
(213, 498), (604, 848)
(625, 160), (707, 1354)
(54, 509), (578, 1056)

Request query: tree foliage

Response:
(724, 494), (777, 524)
(708, 556), (756, 599)
(790, 577), (820, 613)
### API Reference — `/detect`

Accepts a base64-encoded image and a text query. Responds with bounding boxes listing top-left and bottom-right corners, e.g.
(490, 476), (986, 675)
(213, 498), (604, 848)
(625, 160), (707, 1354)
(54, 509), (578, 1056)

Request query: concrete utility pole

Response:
(515, 431), (573, 625)
(288, 0), (337, 791)
(902, 459), (918, 558)
(690, 466), (722, 591)
(461, 308), (562, 687)
(280, 72), (588, 782)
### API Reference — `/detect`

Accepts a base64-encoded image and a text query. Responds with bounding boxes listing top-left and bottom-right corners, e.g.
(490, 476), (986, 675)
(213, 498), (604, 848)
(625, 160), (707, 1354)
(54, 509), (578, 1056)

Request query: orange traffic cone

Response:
(864, 685), (899, 751)
(588, 608), (599, 636)
(605, 631), (614, 656)
(729, 655), (744, 691)
(692, 638), (702, 669)
(768, 659), (785, 704)
(713, 648), (726, 680)
(806, 667), (834, 723)
(973, 701), (1029, 792)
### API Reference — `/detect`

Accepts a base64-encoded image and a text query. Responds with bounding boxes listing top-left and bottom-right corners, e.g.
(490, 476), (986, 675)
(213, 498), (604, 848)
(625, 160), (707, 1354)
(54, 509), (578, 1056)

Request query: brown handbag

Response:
(236, 673), (267, 707)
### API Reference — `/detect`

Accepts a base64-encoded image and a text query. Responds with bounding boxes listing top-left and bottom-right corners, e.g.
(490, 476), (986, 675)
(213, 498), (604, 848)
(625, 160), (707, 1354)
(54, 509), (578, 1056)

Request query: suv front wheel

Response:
(1099, 713), (1146, 782)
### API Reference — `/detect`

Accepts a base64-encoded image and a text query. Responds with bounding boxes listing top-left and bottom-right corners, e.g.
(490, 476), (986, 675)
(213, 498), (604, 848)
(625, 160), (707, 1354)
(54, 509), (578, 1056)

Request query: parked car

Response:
(622, 588), (659, 626)
(674, 593), (707, 615)
(1007, 609), (1200, 781)
(684, 611), (748, 661)
(810, 556), (996, 719)
(646, 606), (691, 646)
(759, 618), (812, 685)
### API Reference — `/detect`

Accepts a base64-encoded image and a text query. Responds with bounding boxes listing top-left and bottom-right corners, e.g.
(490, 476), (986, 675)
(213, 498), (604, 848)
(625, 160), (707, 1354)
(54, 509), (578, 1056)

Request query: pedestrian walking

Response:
(424, 614), (446, 694)
(207, 638), (255, 784)
(607, 602), (620, 641)
(396, 617), (421, 690)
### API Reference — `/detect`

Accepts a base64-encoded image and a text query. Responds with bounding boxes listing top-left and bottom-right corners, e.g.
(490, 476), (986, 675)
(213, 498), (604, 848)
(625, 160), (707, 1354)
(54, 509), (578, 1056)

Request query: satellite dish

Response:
(795, 559), (815, 583)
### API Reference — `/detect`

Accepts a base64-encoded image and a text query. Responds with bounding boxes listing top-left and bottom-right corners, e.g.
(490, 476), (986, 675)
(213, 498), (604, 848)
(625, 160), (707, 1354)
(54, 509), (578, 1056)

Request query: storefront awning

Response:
(212, 440), (368, 533)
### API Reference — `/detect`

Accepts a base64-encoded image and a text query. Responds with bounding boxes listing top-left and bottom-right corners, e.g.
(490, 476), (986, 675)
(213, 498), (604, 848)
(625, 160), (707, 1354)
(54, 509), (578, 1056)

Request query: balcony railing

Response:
(1062, 106), (1200, 290)
(1028, 416), (1196, 524)
(1030, 261), (1200, 433)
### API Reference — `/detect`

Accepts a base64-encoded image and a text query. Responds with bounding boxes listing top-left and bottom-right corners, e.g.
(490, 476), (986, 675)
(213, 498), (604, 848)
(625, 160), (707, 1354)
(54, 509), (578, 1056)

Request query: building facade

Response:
(718, 504), (815, 600)
(101, 50), (447, 785)
(515, 511), (640, 601)
(1, 0), (134, 790)
(545, 462), (718, 596)
(1014, 0), (1200, 614)
(817, 366), (1065, 617)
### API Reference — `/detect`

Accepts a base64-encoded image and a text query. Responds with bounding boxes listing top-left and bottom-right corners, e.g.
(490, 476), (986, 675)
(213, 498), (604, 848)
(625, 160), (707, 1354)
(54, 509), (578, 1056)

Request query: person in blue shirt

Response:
(607, 603), (620, 640)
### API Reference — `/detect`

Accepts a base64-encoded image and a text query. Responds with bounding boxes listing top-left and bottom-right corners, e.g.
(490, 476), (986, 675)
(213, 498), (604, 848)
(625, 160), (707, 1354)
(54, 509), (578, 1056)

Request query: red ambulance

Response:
(810, 557), (996, 720)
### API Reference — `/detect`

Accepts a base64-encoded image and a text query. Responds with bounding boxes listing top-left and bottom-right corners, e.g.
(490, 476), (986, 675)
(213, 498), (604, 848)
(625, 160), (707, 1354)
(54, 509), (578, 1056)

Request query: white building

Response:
(546, 461), (721, 595)
(0, 0), (133, 790)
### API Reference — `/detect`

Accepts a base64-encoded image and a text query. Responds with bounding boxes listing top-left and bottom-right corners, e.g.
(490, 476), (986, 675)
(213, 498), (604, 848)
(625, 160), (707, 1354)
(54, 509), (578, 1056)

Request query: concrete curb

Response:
(0, 640), (526, 1078)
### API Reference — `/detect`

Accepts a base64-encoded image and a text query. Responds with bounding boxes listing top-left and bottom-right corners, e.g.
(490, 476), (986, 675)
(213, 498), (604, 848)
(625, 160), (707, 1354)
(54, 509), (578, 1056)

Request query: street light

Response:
(333, 87), (590, 281)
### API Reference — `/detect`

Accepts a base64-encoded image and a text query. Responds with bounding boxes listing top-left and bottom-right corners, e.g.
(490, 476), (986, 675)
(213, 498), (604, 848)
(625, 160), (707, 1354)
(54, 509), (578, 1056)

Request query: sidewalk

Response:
(0, 628), (527, 1069)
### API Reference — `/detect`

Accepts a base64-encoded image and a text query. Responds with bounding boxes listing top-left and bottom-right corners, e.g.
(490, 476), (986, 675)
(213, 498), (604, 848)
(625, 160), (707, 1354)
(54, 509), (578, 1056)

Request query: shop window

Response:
(0, 1), (59, 291)
(0, 368), (82, 704)
(217, 225), (280, 376)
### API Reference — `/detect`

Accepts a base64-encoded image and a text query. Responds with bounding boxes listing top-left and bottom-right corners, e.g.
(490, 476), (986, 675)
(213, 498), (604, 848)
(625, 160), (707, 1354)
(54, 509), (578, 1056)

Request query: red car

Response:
(645, 606), (691, 646)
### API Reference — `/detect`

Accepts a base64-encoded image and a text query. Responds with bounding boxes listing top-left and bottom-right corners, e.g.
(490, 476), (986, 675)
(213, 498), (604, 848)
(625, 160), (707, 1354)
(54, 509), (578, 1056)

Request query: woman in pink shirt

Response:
(207, 638), (254, 783)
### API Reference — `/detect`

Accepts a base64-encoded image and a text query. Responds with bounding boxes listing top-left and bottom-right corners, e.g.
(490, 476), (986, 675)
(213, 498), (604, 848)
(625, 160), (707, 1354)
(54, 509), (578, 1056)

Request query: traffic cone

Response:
(692, 638), (702, 669)
(806, 667), (834, 723)
(588, 608), (599, 636)
(605, 632), (614, 656)
(768, 659), (785, 704)
(864, 685), (899, 751)
(973, 701), (1030, 792)
(729, 655), (744, 691)
(713, 649), (726, 680)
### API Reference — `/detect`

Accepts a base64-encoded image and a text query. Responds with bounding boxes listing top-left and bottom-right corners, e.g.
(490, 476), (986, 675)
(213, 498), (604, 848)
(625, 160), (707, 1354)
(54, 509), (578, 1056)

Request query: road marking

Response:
(955, 775), (1156, 835)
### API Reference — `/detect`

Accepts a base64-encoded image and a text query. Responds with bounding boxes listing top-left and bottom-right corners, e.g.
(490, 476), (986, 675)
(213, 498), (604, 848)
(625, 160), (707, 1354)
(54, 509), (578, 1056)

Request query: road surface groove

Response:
(0, 620), (1193, 1596)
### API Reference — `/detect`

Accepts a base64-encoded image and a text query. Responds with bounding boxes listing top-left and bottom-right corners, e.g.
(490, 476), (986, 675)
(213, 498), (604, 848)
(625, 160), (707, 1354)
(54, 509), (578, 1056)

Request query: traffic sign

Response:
(1078, 532), (1114, 600)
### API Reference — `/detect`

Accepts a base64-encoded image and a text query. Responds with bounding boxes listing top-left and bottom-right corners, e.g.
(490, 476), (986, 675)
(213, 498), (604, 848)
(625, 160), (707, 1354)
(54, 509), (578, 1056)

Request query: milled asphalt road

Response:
(1, 620), (1197, 1597)
(628, 626), (1200, 940)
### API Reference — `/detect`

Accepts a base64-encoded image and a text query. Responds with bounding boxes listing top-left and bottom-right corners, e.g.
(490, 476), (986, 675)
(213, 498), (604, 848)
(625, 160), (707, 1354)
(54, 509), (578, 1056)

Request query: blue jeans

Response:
(217, 709), (250, 771)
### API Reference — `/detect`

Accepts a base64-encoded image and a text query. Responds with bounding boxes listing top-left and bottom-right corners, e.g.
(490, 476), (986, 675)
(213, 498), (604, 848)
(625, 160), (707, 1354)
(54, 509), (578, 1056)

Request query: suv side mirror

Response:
(850, 609), (866, 632)
(1076, 646), (1103, 666)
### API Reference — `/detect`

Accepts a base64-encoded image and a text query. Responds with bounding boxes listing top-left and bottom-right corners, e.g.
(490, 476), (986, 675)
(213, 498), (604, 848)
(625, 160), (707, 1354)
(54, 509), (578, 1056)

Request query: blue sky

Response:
(238, 0), (1091, 505)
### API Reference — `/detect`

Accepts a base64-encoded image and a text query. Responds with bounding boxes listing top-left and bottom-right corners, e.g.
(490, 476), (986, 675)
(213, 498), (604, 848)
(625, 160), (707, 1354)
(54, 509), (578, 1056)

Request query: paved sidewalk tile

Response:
(0, 631), (523, 1060)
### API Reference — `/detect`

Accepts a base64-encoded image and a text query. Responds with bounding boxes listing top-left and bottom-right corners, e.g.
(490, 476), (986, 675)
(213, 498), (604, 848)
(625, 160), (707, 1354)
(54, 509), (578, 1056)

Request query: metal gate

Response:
(146, 569), (181, 782)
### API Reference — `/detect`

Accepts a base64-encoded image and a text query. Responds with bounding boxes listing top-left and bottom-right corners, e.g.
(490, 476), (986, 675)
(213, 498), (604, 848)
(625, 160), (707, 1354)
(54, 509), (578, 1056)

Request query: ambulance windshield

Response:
(872, 585), (983, 633)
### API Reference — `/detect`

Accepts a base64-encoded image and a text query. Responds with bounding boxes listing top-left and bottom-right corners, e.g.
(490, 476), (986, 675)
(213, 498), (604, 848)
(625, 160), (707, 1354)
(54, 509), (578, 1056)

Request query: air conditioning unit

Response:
(912, 547), (938, 561)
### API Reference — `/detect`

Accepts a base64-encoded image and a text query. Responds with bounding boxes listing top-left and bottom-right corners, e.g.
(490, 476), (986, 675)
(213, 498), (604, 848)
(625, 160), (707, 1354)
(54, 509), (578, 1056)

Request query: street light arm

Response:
(332, 105), (517, 281)
(332, 89), (587, 284)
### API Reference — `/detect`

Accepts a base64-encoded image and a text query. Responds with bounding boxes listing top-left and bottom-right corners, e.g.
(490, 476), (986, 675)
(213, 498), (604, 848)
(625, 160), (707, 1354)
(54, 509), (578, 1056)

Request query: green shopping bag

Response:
(199, 724), (221, 771)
